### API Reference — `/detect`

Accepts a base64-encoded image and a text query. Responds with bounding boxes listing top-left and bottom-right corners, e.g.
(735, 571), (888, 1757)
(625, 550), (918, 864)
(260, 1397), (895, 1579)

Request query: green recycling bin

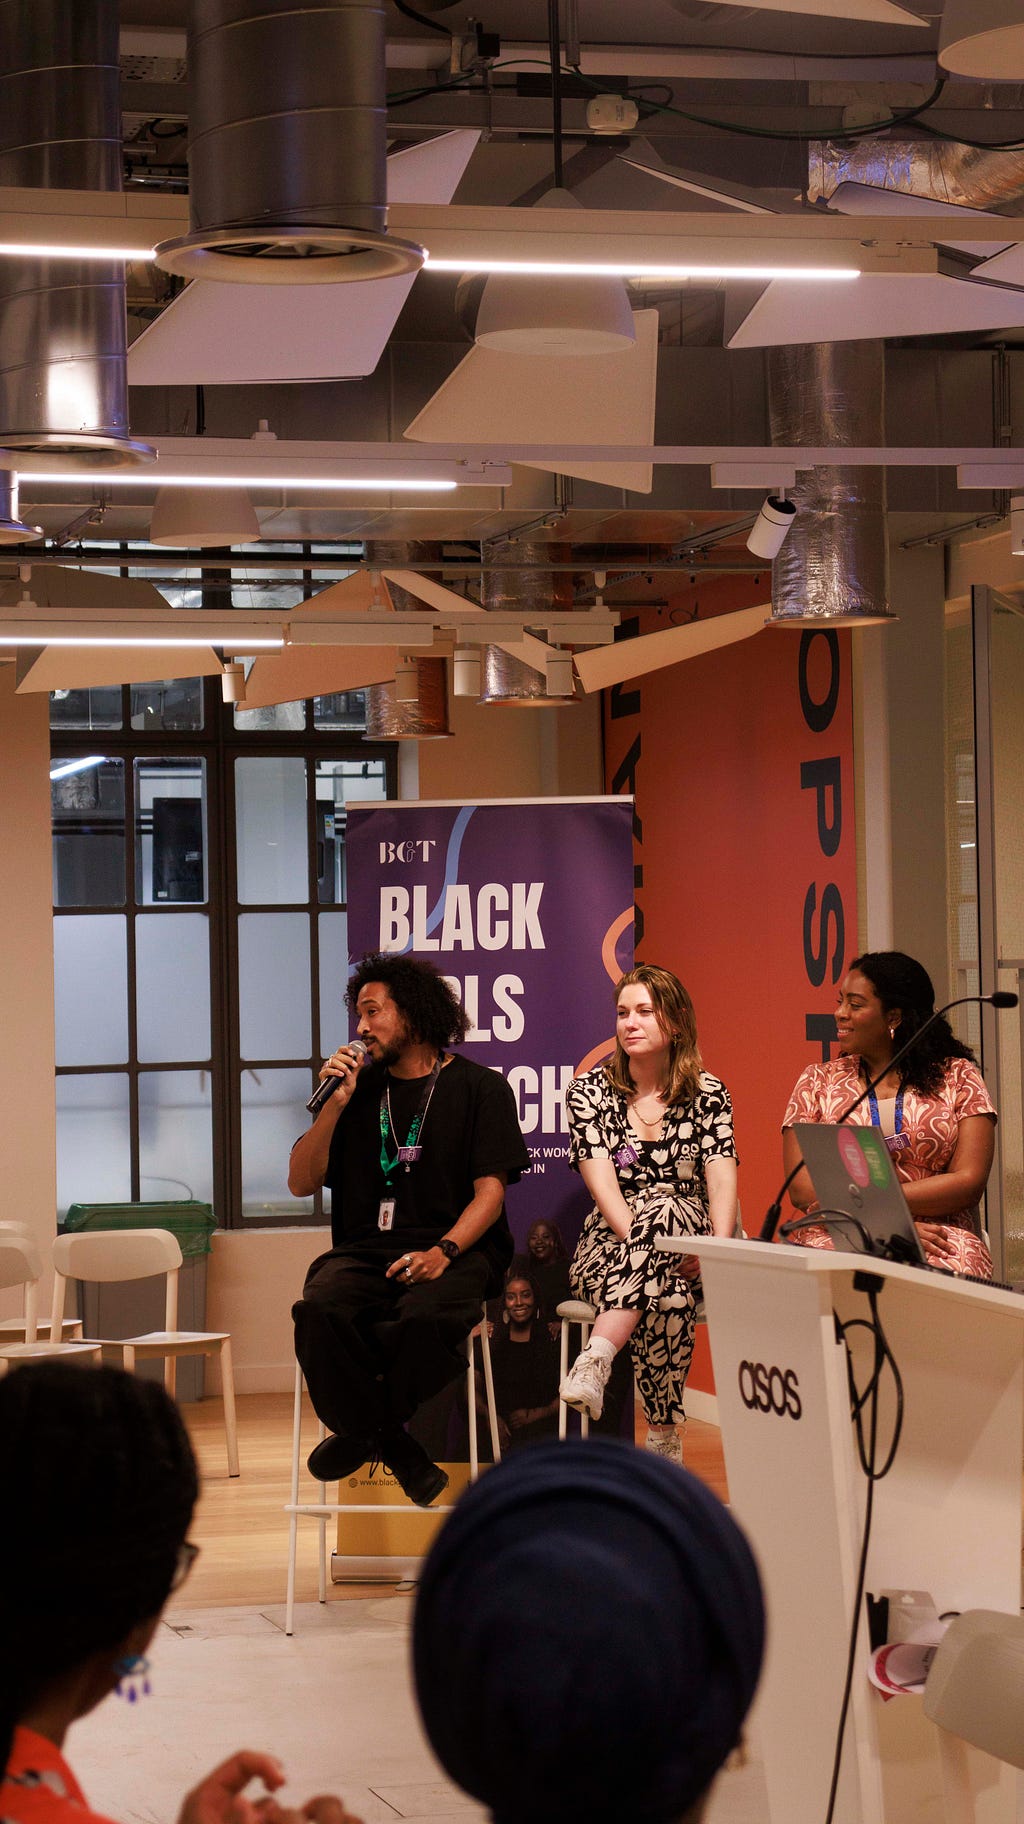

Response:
(61, 1201), (217, 1402)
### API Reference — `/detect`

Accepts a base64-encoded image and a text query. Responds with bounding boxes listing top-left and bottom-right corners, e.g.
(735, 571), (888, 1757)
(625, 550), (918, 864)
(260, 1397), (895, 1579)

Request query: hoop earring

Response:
(114, 1654), (152, 1703)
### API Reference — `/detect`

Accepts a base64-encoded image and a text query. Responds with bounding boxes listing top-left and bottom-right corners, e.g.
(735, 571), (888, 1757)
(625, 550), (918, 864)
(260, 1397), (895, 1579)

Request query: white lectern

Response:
(662, 1237), (1024, 1824)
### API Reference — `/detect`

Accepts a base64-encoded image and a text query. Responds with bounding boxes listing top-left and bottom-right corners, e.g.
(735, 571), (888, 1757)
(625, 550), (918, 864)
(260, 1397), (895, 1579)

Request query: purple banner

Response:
(345, 797), (635, 1251)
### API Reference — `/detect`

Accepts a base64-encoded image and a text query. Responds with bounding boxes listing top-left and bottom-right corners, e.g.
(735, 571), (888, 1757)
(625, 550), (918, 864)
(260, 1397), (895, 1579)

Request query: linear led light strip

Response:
(18, 468), (458, 492)
(0, 241), (862, 281)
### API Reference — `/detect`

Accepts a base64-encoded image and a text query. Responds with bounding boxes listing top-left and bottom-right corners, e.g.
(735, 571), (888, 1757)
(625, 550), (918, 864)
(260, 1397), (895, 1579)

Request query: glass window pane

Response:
(234, 701), (307, 732)
(314, 758), (388, 905)
(130, 678), (204, 732)
(235, 756), (307, 903)
(318, 912), (349, 1052)
(139, 1071), (213, 1206)
(238, 912), (310, 1059)
(136, 914), (211, 1062)
(52, 757), (125, 907)
(135, 757), (207, 905)
(241, 1067), (313, 1218)
(50, 688), (123, 730)
(56, 1074), (131, 1218)
(54, 915), (129, 1065)
(314, 691), (367, 731)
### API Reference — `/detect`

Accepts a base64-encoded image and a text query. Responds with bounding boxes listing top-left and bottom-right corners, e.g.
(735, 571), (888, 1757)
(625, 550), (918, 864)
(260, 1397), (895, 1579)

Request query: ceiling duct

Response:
(0, 473), (40, 545)
(154, 0), (424, 286)
(479, 543), (577, 706)
(809, 140), (1024, 211)
(767, 341), (894, 626)
(0, 1), (153, 471)
(362, 543), (452, 740)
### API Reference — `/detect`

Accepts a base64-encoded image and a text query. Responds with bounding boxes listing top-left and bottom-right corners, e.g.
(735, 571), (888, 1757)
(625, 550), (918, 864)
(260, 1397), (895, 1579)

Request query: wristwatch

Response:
(437, 1237), (461, 1262)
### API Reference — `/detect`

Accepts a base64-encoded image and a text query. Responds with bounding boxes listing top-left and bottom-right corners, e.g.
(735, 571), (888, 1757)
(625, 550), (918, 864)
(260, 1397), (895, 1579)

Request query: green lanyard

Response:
(378, 1058), (442, 1188)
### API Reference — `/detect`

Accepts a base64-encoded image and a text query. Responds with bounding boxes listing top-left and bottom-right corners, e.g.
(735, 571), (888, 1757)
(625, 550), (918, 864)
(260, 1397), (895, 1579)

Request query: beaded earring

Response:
(114, 1653), (152, 1703)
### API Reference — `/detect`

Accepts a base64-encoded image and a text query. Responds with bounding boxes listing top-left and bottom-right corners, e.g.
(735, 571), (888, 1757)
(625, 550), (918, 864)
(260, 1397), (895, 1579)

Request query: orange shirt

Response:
(2, 1727), (119, 1824)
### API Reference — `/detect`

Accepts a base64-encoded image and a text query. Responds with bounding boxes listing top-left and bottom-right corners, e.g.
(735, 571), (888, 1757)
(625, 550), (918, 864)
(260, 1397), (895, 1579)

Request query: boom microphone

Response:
(306, 1039), (367, 1117)
(759, 990), (1017, 1243)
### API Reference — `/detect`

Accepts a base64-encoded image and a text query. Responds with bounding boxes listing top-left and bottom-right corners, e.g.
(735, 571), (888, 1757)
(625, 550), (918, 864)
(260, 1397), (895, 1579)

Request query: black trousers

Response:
(293, 1247), (491, 1441)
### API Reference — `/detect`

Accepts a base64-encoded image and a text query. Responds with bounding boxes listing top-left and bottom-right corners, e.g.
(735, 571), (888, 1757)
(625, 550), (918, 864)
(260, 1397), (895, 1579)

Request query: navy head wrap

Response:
(412, 1439), (765, 1824)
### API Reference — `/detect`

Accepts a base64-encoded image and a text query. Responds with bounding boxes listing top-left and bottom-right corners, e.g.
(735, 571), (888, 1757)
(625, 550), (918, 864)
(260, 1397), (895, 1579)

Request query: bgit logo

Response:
(379, 840), (437, 863)
(737, 1360), (803, 1420)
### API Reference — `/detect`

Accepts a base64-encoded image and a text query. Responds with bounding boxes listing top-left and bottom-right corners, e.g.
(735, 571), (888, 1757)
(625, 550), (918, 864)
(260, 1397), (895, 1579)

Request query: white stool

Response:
(557, 1297), (598, 1440)
(284, 1307), (500, 1635)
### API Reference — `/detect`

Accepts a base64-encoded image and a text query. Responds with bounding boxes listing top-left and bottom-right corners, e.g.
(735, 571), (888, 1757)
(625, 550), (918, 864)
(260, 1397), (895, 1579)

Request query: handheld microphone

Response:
(306, 1039), (367, 1117)
(759, 990), (1017, 1244)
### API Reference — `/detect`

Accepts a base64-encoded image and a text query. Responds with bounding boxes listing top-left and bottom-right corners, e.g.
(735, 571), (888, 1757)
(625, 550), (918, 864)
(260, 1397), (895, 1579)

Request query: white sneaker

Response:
(644, 1425), (683, 1464)
(560, 1346), (612, 1420)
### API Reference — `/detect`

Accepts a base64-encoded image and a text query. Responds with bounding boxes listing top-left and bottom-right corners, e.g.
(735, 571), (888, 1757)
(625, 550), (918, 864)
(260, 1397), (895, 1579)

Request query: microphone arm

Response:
(759, 990), (1017, 1244)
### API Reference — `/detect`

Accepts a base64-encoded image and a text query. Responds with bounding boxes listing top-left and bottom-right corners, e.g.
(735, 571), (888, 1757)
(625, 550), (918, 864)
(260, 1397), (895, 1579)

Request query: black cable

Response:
(779, 1209), (874, 1253)
(547, 0), (564, 187)
(391, 0), (451, 35)
(823, 1284), (904, 1824)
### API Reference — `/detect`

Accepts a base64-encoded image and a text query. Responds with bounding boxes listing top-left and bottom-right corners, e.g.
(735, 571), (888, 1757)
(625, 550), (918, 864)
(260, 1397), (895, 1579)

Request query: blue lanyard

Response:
(866, 1082), (904, 1134)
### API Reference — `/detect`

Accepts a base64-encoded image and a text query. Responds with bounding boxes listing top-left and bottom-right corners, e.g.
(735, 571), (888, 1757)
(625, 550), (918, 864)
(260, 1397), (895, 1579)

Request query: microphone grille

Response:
(989, 990), (1019, 1009)
(349, 1037), (368, 1056)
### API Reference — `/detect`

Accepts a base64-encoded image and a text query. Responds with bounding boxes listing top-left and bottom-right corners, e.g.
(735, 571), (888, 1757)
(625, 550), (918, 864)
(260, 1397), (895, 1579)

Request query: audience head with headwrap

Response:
(412, 1438), (765, 1824)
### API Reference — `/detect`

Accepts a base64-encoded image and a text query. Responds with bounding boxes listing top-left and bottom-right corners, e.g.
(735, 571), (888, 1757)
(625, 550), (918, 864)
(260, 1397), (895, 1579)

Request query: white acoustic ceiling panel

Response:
(971, 242), (1024, 284)
(727, 272), (1024, 347)
(675, 0), (926, 18)
(574, 603), (769, 691)
(127, 131), (480, 386)
(14, 644), (223, 691)
(404, 310), (659, 495)
(241, 645), (399, 708)
(828, 181), (1013, 261)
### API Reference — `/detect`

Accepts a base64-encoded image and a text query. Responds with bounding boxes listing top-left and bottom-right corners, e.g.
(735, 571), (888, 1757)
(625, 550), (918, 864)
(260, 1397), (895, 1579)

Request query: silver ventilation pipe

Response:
(767, 341), (894, 626)
(363, 543), (452, 740)
(0, 472), (40, 544)
(479, 543), (577, 705)
(810, 140), (1024, 210)
(155, 0), (423, 285)
(0, 1), (152, 470)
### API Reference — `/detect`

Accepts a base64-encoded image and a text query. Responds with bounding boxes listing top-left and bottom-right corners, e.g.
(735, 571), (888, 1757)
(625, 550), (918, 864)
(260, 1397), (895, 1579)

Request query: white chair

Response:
(51, 1229), (239, 1476)
(284, 1307), (500, 1636)
(923, 1609), (1024, 1822)
(0, 1220), (84, 1346)
(557, 1297), (597, 1439)
(0, 1228), (100, 1374)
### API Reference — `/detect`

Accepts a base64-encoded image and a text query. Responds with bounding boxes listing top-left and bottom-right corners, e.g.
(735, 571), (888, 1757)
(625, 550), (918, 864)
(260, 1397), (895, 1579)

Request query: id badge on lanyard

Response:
(867, 1082), (910, 1157)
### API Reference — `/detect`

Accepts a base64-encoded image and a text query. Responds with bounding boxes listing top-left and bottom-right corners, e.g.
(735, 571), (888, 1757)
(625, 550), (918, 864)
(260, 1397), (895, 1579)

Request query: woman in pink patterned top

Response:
(781, 951), (996, 1278)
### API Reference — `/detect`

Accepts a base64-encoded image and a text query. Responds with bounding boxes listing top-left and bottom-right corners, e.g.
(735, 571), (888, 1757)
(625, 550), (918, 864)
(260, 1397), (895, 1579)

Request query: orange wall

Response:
(603, 576), (858, 1266)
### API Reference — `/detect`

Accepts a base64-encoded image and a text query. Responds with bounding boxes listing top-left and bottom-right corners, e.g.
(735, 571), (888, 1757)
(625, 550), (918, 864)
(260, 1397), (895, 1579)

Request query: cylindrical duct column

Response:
(363, 544), (451, 740)
(767, 341), (895, 625)
(154, 0), (423, 284)
(0, 1), (152, 469)
(479, 542), (577, 705)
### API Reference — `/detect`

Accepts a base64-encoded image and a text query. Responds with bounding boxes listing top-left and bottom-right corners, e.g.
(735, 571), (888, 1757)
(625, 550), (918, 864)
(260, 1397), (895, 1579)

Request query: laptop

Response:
(790, 1122), (928, 1266)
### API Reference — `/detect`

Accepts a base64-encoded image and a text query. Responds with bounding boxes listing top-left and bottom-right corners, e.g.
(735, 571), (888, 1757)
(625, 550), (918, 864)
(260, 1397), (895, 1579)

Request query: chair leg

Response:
(286, 1360), (303, 1637)
(218, 1337), (240, 1477)
(478, 1318), (501, 1463)
(467, 1332), (479, 1482)
(558, 1316), (569, 1440)
(122, 1344), (136, 1375)
(579, 1319), (591, 1440)
(165, 1355), (178, 1400)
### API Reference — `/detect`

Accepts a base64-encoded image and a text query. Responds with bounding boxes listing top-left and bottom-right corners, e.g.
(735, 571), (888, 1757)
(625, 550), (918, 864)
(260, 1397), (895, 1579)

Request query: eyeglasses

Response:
(170, 1540), (201, 1592)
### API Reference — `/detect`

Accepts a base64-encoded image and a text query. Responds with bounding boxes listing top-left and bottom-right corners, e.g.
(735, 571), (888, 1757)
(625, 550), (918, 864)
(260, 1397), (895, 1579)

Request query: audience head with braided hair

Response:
(0, 1362), (199, 1775)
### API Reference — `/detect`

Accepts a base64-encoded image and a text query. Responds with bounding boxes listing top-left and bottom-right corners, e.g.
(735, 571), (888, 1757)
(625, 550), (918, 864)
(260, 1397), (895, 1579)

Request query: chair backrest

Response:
(51, 1228), (183, 1338)
(0, 1229), (43, 1343)
(0, 1229), (42, 1293)
(53, 1228), (183, 1283)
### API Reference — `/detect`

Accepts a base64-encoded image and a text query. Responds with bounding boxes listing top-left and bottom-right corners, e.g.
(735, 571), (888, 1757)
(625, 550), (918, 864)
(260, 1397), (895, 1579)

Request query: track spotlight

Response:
(221, 661), (247, 704)
(453, 644), (482, 697)
(747, 495), (797, 560)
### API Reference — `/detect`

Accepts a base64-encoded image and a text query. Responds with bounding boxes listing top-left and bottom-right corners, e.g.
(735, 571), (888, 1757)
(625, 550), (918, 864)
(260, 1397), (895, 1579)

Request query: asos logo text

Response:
(737, 1361), (802, 1420)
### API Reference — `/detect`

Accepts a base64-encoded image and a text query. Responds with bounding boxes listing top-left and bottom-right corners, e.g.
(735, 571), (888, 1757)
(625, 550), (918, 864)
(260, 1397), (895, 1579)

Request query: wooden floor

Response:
(177, 1392), (728, 1612)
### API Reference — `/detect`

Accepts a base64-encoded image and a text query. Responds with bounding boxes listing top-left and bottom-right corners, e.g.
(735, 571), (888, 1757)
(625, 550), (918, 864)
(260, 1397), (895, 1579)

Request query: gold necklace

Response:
(630, 1096), (666, 1129)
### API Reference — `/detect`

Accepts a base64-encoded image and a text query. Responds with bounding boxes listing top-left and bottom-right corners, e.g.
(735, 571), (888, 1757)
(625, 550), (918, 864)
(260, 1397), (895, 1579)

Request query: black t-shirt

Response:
(325, 1052), (529, 1292)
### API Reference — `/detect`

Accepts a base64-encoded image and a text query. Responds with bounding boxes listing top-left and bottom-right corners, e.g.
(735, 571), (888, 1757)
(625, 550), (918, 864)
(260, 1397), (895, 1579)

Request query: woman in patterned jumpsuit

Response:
(558, 965), (738, 1461)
